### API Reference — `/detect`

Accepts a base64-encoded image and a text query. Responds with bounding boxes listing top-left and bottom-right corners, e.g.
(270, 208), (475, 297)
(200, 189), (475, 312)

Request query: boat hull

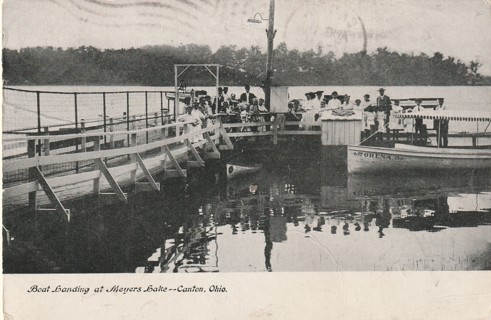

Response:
(348, 144), (491, 173)
(227, 164), (262, 179)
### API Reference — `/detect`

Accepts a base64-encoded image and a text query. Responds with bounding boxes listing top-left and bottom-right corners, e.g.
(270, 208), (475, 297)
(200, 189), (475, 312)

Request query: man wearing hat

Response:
(412, 98), (425, 134)
(240, 84), (257, 104)
(313, 90), (324, 110)
(376, 88), (391, 133)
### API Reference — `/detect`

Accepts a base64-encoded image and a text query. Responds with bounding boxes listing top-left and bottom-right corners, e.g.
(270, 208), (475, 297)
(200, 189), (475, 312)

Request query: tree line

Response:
(2, 43), (486, 86)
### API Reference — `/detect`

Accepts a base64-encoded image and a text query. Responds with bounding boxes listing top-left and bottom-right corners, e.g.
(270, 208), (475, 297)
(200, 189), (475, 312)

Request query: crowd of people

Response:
(178, 84), (270, 139)
(289, 88), (449, 145)
(177, 85), (449, 146)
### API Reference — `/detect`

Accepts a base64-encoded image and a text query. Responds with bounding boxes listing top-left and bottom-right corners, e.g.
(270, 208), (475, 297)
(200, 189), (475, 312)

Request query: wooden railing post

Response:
(130, 133), (138, 181)
(153, 112), (159, 141)
(162, 111), (169, 139)
(80, 120), (86, 152)
(93, 136), (101, 194)
(273, 115), (278, 145)
(42, 127), (50, 156)
(109, 118), (115, 149)
(27, 139), (37, 212)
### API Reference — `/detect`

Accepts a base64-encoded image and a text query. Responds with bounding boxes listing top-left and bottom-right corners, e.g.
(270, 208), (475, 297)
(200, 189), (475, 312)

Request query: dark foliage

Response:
(2, 43), (482, 86)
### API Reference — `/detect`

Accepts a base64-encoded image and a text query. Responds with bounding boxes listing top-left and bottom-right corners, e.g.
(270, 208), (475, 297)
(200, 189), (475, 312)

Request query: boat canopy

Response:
(395, 110), (491, 122)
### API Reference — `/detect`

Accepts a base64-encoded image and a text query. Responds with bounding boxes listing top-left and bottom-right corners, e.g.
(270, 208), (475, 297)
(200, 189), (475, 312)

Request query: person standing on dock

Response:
(326, 91), (342, 110)
(412, 98), (425, 134)
(376, 88), (391, 134)
(180, 105), (202, 143)
(313, 91), (323, 110)
(213, 87), (224, 114)
(389, 100), (404, 140)
(240, 84), (257, 104)
(435, 98), (449, 147)
(341, 95), (353, 109)
(361, 94), (373, 132)
(222, 87), (230, 104)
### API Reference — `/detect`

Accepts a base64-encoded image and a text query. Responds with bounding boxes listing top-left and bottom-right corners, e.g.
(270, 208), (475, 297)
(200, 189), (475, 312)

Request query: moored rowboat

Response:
(227, 163), (263, 179)
(348, 110), (491, 173)
(348, 144), (491, 173)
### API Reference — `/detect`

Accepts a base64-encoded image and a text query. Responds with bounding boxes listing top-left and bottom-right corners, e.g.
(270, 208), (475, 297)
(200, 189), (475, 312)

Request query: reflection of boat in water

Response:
(227, 163), (263, 179)
(348, 111), (491, 173)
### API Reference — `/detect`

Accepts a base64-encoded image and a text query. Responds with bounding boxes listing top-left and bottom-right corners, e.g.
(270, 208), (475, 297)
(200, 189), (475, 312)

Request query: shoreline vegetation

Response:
(3, 43), (490, 86)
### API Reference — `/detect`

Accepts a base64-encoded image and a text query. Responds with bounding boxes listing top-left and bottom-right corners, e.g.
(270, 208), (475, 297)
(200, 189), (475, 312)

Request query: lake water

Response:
(3, 85), (491, 133)
(3, 153), (491, 273)
(3, 85), (491, 273)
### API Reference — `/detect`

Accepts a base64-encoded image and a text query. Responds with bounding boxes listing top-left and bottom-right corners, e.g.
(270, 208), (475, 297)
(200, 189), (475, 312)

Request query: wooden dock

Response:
(3, 114), (489, 226)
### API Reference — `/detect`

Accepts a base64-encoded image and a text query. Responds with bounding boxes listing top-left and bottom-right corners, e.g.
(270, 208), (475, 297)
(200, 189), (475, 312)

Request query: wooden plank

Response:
(48, 170), (102, 188)
(218, 125), (234, 150)
(222, 122), (272, 128)
(284, 121), (320, 126)
(21, 120), (196, 141)
(186, 139), (204, 166)
(3, 124), (221, 172)
(33, 167), (71, 222)
(3, 182), (38, 199)
(227, 131), (273, 137)
(163, 146), (186, 177)
(135, 153), (160, 191)
(96, 158), (127, 203)
(276, 131), (321, 136)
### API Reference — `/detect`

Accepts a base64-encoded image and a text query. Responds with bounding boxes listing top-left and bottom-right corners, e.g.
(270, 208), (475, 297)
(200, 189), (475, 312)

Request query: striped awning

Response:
(395, 110), (491, 122)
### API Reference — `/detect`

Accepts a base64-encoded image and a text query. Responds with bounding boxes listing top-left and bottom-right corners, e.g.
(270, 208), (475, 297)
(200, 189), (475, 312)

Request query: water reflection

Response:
(146, 166), (490, 273)
(3, 160), (491, 273)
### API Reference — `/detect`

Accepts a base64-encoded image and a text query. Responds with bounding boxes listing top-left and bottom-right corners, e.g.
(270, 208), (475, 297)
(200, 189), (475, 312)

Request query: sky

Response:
(2, 0), (491, 74)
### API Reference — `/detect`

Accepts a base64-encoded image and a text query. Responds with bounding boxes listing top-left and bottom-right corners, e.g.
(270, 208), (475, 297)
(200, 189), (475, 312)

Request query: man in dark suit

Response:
(376, 88), (391, 135)
(240, 84), (257, 104)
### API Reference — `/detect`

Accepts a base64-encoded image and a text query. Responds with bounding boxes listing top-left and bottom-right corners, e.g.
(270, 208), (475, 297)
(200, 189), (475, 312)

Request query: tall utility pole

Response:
(264, 0), (276, 110)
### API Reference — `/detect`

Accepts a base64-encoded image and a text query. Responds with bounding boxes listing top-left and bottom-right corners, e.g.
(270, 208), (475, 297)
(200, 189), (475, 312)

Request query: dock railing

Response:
(3, 119), (227, 219)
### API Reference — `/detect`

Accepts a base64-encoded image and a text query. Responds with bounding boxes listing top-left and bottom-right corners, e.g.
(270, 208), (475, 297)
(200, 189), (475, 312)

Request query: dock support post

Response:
(218, 124), (234, 150)
(204, 132), (220, 159)
(186, 139), (205, 168)
(96, 158), (128, 203)
(3, 225), (11, 246)
(163, 145), (186, 178)
(134, 153), (161, 192)
(33, 167), (71, 222)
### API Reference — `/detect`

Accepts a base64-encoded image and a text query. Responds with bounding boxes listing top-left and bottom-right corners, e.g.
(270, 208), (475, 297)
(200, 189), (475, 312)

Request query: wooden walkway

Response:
(3, 115), (488, 227)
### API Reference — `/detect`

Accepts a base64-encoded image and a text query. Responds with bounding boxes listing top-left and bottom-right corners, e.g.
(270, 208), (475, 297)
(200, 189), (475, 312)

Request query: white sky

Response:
(2, 0), (491, 74)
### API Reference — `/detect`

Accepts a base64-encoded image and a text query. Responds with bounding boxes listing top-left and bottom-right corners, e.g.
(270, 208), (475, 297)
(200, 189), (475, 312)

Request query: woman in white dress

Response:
(300, 92), (316, 130)
(180, 106), (202, 143)
(389, 100), (404, 140)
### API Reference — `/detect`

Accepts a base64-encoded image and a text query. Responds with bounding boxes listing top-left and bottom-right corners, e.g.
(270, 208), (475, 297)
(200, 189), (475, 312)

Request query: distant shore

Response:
(3, 44), (488, 87)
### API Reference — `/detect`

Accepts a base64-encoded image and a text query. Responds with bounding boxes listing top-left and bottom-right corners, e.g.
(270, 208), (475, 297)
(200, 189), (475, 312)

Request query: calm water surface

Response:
(3, 154), (491, 273)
